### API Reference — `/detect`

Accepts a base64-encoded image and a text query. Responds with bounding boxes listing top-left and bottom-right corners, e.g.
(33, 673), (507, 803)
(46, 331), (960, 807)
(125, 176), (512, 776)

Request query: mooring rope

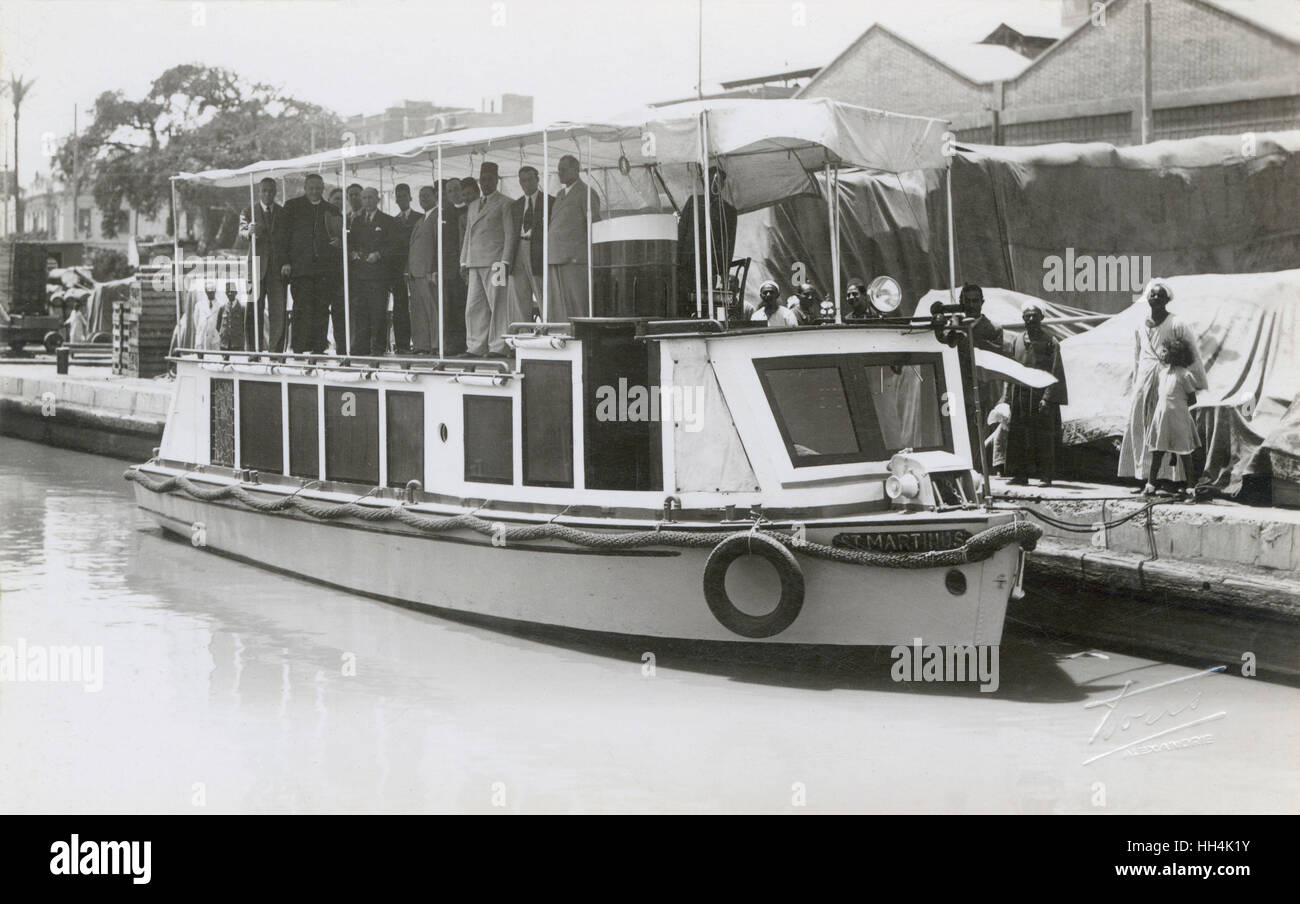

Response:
(125, 468), (1041, 569)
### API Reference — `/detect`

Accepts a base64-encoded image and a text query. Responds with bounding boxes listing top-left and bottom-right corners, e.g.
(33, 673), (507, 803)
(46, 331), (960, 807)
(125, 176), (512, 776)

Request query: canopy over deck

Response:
(174, 98), (950, 213)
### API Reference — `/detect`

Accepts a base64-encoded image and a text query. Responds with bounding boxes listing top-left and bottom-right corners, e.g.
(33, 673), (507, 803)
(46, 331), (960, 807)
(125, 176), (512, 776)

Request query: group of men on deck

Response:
(237, 156), (599, 359)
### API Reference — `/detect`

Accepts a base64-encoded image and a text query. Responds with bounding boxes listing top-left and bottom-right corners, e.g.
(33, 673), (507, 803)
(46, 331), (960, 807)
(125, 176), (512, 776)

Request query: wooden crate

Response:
(113, 272), (178, 378)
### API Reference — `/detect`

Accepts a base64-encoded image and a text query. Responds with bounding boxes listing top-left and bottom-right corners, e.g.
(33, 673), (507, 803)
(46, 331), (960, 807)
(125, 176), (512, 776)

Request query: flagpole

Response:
(541, 129), (549, 323)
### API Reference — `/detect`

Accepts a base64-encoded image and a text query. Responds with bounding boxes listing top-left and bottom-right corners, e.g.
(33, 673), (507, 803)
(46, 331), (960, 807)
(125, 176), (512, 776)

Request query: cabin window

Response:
(324, 386), (379, 485)
(210, 378), (235, 468)
(463, 395), (513, 484)
(238, 381), (283, 474)
(287, 384), (319, 478)
(386, 391), (424, 488)
(522, 361), (573, 488)
(755, 353), (951, 467)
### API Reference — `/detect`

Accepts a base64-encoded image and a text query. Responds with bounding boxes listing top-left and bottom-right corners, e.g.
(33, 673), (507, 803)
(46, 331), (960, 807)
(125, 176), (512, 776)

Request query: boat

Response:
(125, 99), (1042, 647)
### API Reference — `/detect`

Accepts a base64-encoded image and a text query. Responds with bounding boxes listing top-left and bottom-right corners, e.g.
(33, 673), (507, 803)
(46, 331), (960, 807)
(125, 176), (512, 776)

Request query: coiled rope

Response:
(125, 468), (1040, 568)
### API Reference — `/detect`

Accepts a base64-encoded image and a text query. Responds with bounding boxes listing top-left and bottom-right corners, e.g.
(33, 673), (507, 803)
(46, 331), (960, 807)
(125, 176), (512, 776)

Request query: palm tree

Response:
(5, 75), (35, 229)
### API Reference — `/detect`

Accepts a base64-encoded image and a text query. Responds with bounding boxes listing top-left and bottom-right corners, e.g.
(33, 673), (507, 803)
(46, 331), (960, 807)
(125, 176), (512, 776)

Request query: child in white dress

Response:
(1143, 336), (1203, 498)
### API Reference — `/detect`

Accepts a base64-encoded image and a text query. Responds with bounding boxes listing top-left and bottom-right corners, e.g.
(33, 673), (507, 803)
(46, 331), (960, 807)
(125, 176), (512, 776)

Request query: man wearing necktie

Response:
(237, 177), (288, 351)
(406, 184), (442, 355)
(458, 162), (516, 358)
(506, 165), (553, 324)
(387, 183), (418, 354)
(347, 187), (398, 356)
(547, 154), (601, 324)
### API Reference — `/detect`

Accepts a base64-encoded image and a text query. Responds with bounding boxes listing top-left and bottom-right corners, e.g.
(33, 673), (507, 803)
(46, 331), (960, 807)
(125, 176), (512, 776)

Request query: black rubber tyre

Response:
(703, 532), (805, 638)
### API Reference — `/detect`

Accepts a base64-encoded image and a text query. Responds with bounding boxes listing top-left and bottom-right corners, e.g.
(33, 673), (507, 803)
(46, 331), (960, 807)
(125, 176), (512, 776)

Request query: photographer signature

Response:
(1083, 666), (1227, 765)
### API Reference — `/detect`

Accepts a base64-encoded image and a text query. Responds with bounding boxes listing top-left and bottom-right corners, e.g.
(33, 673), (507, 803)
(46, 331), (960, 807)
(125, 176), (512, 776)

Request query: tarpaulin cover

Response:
(736, 131), (1300, 315)
(1060, 270), (1300, 496)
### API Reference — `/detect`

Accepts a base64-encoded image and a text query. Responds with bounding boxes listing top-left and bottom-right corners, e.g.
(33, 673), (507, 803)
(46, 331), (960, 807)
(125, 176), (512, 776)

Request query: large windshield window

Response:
(755, 353), (951, 467)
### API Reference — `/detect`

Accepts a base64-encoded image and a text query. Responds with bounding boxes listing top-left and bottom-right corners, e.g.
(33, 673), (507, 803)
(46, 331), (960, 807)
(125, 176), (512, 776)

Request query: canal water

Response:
(1, 437), (1296, 814)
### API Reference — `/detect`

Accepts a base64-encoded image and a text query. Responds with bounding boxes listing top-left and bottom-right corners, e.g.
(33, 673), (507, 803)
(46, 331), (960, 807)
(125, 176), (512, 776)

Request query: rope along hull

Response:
(128, 467), (1037, 646)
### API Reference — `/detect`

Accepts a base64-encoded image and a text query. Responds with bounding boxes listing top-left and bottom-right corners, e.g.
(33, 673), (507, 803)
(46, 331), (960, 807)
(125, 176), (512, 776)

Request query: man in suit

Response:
(237, 177), (288, 351)
(348, 187), (398, 357)
(458, 162), (515, 358)
(676, 166), (738, 317)
(547, 154), (601, 323)
(506, 165), (551, 324)
(406, 184), (441, 355)
(276, 173), (343, 353)
(441, 179), (468, 356)
(388, 183), (419, 354)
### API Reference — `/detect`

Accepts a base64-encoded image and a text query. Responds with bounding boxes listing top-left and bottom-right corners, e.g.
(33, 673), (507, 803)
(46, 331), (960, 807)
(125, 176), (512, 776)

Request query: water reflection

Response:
(1, 437), (1295, 814)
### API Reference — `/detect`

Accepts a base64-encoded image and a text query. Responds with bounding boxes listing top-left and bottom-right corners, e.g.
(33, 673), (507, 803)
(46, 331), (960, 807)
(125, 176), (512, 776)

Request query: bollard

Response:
(56, 346), (71, 375)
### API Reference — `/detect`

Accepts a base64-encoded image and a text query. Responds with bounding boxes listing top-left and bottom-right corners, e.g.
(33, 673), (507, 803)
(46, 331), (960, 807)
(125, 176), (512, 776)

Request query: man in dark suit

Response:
(347, 187), (398, 356)
(388, 183), (419, 354)
(237, 177), (288, 351)
(676, 166), (738, 317)
(506, 165), (552, 323)
(276, 173), (343, 353)
(441, 178), (470, 355)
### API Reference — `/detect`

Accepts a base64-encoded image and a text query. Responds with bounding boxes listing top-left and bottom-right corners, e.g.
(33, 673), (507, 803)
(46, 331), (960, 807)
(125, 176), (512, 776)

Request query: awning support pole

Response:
(247, 173), (260, 352)
(585, 134), (594, 318)
(827, 160), (842, 324)
(541, 129), (549, 323)
(169, 177), (182, 329)
(339, 152), (351, 356)
(701, 110), (715, 320)
(946, 163), (957, 304)
(435, 147), (444, 357)
(691, 162), (702, 319)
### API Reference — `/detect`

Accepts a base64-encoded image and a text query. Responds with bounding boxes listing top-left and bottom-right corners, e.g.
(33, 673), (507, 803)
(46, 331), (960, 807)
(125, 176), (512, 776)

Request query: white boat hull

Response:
(132, 478), (1020, 647)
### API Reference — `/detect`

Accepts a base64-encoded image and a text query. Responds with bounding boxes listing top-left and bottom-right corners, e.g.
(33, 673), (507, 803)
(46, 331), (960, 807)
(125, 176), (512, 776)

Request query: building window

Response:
(324, 386), (379, 485)
(463, 395), (513, 484)
(238, 381), (283, 473)
(385, 391), (424, 488)
(522, 361), (573, 487)
(77, 209), (91, 237)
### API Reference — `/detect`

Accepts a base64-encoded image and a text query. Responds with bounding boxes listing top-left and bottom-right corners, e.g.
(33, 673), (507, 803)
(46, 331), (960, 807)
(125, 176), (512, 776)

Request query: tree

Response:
(58, 64), (342, 241)
(5, 74), (35, 229)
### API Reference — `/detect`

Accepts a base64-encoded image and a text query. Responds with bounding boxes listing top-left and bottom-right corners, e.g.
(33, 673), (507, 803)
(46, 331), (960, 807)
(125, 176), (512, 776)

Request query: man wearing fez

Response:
(676, 166), (737, 317)
(458, 162), (516, 358)
(237, 177), (288, 351)
(547, 154), (601, 323)
(507, 165), (552, 322)
(348, 187), (398, 357)
(277, 173), (343, 354)
(388, 183), (419, 354)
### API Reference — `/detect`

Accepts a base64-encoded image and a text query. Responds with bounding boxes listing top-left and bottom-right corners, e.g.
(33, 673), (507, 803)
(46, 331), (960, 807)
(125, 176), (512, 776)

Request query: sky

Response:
(0, 0), (1073, 188)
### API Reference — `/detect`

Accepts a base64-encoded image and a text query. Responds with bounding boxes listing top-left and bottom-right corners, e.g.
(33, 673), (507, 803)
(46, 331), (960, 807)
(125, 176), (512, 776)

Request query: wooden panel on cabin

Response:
(577, 319), (660, 491)
(210, 378), (235, 468)
(522, 360), (573, 488)
(324, 386), (379, 485)
(238, 381), (283, 474)
(287, 384), (319, 479)
(463, 395), (513, 485)
(385, 390), (424, 488)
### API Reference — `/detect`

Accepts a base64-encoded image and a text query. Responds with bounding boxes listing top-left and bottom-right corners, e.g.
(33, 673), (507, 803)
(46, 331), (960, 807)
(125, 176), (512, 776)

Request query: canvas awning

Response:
(173, 98), (950, 214)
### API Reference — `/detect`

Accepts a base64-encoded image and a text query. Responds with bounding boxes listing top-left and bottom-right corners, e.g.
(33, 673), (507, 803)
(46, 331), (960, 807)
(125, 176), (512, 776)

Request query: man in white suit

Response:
(546, 154), (601, 323)
(406, 185), (441, 355)
(459, 162), (516, 358)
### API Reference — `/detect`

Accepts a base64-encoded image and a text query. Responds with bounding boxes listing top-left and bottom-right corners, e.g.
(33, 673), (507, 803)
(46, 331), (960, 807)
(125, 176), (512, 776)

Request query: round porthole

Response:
(945, 569), (967, 596)
(439, 423), (449, 443)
